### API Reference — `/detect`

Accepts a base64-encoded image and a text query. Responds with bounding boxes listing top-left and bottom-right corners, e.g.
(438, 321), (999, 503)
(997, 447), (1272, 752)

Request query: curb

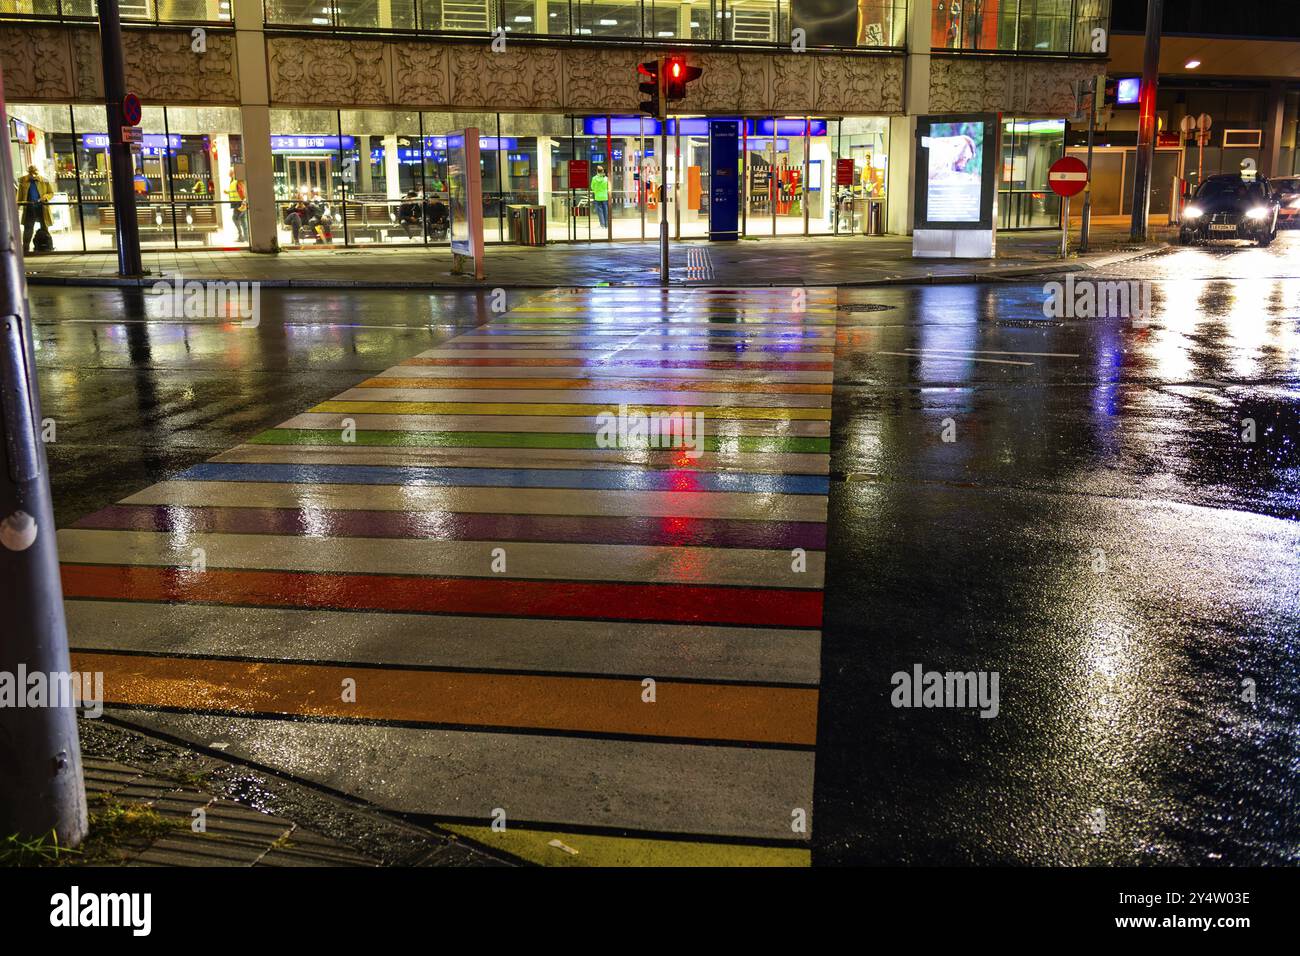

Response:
(79, 716), (513, 867)
(24, 245), (1168, 291)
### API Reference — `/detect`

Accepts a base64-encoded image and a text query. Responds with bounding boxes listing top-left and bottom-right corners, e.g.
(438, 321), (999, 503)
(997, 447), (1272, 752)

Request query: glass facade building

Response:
(223, 110), (883, 247)
(3, 0), (1114, 253)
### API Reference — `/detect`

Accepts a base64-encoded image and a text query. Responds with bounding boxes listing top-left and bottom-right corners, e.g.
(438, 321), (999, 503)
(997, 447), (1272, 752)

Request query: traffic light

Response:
(638, 59), (664, 119)
(663, 56), (703, 102)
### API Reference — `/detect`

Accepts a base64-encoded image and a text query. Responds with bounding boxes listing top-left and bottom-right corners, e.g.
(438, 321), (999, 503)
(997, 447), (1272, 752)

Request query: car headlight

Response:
(1290, 198), (1300, 209)
(1182, 206), (1202, 219)
(1246, 206), (1270, 220)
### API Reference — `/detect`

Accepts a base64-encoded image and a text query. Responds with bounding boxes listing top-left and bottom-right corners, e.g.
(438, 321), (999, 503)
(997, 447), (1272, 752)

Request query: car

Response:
(1271, 176), (1300, 228)
(1178, 173), (1281, 247)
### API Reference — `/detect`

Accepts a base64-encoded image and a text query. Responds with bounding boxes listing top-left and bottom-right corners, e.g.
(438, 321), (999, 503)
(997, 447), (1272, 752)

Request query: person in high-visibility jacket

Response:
(591, 165), (610, 231)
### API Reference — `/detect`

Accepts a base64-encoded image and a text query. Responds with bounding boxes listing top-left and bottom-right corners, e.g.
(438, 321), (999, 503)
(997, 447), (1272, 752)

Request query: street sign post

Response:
(1180, 113), (1212, 188)
(1049, 155), (1089, 257)
(1080, 74), (1103, 252)
(98, 0), (143, 275)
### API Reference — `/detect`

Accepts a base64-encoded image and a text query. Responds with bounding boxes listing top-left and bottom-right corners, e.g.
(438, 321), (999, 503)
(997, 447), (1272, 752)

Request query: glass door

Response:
(744, 117), (776, 237)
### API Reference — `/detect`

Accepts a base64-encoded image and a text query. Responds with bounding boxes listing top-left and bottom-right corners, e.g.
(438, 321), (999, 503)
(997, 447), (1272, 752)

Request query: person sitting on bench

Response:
(426, 194), (450, 241)
(398, 190), (423, 239)
(283, 195), (311, 243)
(307, 189), (335, 243)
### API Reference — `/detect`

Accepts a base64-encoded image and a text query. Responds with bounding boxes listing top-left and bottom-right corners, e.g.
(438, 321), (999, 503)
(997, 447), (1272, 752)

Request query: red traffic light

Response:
(663, 58), (702, 102)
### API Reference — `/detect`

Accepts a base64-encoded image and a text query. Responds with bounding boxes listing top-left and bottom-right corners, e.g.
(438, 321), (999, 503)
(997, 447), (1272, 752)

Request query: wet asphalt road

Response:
(28, 235), (1300, 866)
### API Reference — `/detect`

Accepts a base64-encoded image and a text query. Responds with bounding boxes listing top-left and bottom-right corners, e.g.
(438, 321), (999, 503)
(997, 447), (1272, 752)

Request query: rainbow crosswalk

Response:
(58, 286), (836, 866)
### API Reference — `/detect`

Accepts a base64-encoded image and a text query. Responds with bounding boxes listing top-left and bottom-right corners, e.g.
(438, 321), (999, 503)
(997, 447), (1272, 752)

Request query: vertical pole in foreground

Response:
(98, 0), (143, 276)
(1060, 195), (1070, 257)
(659, 125), (669, 283)
(0, 78), (89, 848)
(1129, 0), (1164, 242)
(1080, 75), (1099, 253)
(658, 57), (669, 285)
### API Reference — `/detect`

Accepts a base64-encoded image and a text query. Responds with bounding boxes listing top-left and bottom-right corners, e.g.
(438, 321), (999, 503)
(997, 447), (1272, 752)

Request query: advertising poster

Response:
(446, 127), (485, 277)
(923, 121), (985, 223)
(447, 132), (470, 255)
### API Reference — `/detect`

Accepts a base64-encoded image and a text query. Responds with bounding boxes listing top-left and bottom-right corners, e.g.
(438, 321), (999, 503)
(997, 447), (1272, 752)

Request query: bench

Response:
(99, 204), (222, 244)
(342, 202), (411, 242)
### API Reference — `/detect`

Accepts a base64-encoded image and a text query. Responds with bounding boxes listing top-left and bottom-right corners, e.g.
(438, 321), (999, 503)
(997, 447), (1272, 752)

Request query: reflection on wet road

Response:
(32, 250), (1300, 865)
(47, 287), (833, 866)
(820, 268), (1299, 865)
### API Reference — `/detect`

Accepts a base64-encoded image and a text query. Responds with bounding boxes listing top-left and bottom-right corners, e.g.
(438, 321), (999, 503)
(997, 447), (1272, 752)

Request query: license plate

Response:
(1209, 224), (1237, 232)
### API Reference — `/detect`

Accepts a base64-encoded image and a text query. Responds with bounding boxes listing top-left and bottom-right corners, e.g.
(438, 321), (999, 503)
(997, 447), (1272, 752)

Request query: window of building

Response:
(933, 0), (1111, 55)
(0, 0), (232, 22)
(8, 102), (245, 252)
(247, 0), (905, 47)
(999, 116), (1064, 229)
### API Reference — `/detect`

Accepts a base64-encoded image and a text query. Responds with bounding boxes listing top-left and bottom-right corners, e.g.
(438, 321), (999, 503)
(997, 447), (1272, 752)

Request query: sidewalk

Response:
(23, 223), (1171, 290)
(5, 719), (507, 867)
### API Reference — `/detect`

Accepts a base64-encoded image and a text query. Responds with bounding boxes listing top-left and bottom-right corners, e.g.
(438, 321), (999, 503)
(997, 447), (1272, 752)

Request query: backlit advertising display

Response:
(913, 113), (1000, 230)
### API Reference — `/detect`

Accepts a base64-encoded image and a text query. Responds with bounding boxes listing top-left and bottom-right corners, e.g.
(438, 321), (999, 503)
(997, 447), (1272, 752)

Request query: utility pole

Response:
(98, 0), (143, 276)
(658, 67), (669, 286)
(0, 75), (89, 849)
(1129, 0), (1164, 242)
(1080, 74), (1101, 253)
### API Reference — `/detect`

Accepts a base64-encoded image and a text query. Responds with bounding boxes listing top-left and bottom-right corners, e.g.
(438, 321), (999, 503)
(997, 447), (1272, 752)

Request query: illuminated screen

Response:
(446, 133), (471, 256)
(1116, 78), (1140, 105)
(923, 121), (985, 223)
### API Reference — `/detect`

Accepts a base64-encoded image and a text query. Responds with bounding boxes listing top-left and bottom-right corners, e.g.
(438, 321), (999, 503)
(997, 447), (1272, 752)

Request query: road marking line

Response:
(902, 348), (1081, 358)
(68, 650), (819, 745)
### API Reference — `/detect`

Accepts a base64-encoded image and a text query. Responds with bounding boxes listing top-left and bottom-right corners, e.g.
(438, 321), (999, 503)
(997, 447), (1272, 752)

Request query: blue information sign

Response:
(708, 120), (740, 241)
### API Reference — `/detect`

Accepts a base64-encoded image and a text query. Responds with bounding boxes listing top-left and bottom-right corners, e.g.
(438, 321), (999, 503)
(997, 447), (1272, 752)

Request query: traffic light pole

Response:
(98, 0), (143, 276)
(639, 55), (700, 284)
(659, 112), (669, 285)
(0, 75), (89, 849)
(1080, 76), (1098, 253)
(1129, 0), (1164, 242)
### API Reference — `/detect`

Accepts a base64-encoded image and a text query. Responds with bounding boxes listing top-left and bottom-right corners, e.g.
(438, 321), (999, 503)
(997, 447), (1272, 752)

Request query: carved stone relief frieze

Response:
(268, 37), (391, 106)
(813, 55), (905, 114)
(122, 30), (238, 104)
(931, 56), (1098, 115)
(0, 26), (75, 101)
(449, 44), (562, 112)
(391, 42), (450, 108)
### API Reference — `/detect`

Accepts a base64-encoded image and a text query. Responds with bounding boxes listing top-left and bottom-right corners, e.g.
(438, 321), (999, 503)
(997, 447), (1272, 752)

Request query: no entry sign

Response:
(1048, 156), (1088, 198)
(122, 92), (142, 127)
